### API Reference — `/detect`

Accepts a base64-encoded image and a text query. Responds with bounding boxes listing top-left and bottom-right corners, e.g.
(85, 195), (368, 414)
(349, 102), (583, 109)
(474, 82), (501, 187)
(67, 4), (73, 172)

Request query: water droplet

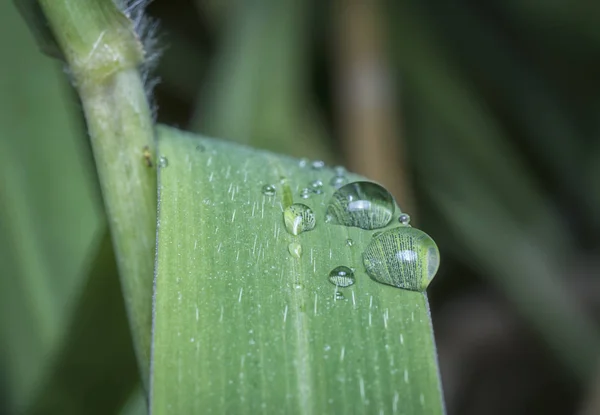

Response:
(294, 282), (304, 290)
(311, 179), (323, 189)
(311, 160), (325, 170)
(261, 184), (276, 196)
(334, 165), (346, 176)
(335, 292), (345, 300)
(300, 188), (312, 199)
(284, 203), (316, 235)
(158, 156), (169, 168)
(362, 227), (440, 291)
(326, 181), (395, 230)
(346, 238), (354, 246)
(329, 175), (348, 188)
(299, 158), (309, 168)
(328, 266), (356, 287)
(398, 213), (411, 226)
(195, 144), (205, 152)
(288, 242), (302, 258)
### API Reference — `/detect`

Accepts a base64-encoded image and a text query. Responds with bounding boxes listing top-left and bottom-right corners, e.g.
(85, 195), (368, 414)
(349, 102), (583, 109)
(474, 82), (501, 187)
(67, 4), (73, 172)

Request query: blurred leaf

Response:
(151, 125), (444, 413)
(190, 0), (331, 161)
(119, 386), (147, 415)
(389, 1), (573, 258)
(410, 94), (600, 381)
(0, 2), (101, 411)
(27, 231), (139, 415)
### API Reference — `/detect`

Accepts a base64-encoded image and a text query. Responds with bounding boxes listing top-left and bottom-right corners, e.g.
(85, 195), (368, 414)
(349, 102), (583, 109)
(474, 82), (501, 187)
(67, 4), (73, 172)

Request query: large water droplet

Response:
(328, 266), (356, 287)
(362, 227), (440, 291)
(284, 203), (316, 235)
(158, 156), (169, 168)
(326, 181), (395, 230)
(261, 184), (276, 196)
(288, 242), (302, 258)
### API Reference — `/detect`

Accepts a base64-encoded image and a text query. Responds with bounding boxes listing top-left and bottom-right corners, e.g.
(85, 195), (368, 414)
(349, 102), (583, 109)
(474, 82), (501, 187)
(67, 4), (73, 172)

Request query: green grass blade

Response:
(151, 125), (444, 414)
(0, 2), (101, 410)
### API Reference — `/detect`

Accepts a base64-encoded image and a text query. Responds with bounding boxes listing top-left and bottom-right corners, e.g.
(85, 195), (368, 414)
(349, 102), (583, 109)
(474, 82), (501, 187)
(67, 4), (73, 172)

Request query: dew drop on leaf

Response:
(261, 184), (276, 196)
(311, 160), (325, 170)
(325, 181), (394, 230)
(158, 156), (169, 168)
(335, 292), (345, 300)
(283, 203), (316, 236)
(288, 242), (302, 258)
(300, 188), (312, 199)
(334, 165), (346, 176)
(328, 266), (355, 287)
(346, 238), (354, 247)
(310, 180), (324, 194)
(362, 226), (440, 291)
(398, 213), (411, 226)
(329, 175), (347, 188)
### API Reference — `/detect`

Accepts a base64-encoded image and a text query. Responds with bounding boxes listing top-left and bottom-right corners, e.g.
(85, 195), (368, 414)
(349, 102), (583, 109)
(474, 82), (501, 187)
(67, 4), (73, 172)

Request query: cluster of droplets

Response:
(265, 162), (439, 294)
(323, 181), (439, 292)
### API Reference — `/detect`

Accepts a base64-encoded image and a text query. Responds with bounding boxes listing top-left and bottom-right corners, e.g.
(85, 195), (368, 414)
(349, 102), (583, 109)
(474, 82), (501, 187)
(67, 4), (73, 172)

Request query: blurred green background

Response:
(1, 0), (600, 414)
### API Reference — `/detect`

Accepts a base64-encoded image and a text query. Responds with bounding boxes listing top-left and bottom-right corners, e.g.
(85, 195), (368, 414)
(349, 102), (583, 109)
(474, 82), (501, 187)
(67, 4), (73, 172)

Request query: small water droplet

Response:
(158, 156), (169, 168)
(398, 213), (411, 226)
(288, 242), (302, 258)
(362, 227), (440, 291)
(300, 188), (312, 199)
(311, 160), (325, 170)
(299, 158), (309, 168)
(326, 181), (395, 230)
(334, 165), (346, 176)
(261, 184), (276, 196)
(195, 144), (206, 152)
(328, 266), (356, 287)
(294, 282), (304, 290)
(329, 175), (348, 188)
(284, 203), (316, 235)
(346, 238), (354, 246)
(335, 292), (345, 300)
(310, 179), (324, 194)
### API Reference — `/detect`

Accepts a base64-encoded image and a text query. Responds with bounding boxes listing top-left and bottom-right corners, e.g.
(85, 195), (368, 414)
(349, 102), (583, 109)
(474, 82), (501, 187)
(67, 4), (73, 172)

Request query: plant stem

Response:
(38, 0), (156, 385)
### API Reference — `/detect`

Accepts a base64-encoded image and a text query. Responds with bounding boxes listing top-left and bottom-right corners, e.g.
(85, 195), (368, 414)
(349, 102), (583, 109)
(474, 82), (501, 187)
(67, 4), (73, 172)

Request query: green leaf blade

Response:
(151, 126), (444, 414)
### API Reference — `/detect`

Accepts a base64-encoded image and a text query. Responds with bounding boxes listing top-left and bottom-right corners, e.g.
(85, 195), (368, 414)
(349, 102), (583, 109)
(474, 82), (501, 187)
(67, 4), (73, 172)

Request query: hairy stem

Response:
(38, 0), (156, 385)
